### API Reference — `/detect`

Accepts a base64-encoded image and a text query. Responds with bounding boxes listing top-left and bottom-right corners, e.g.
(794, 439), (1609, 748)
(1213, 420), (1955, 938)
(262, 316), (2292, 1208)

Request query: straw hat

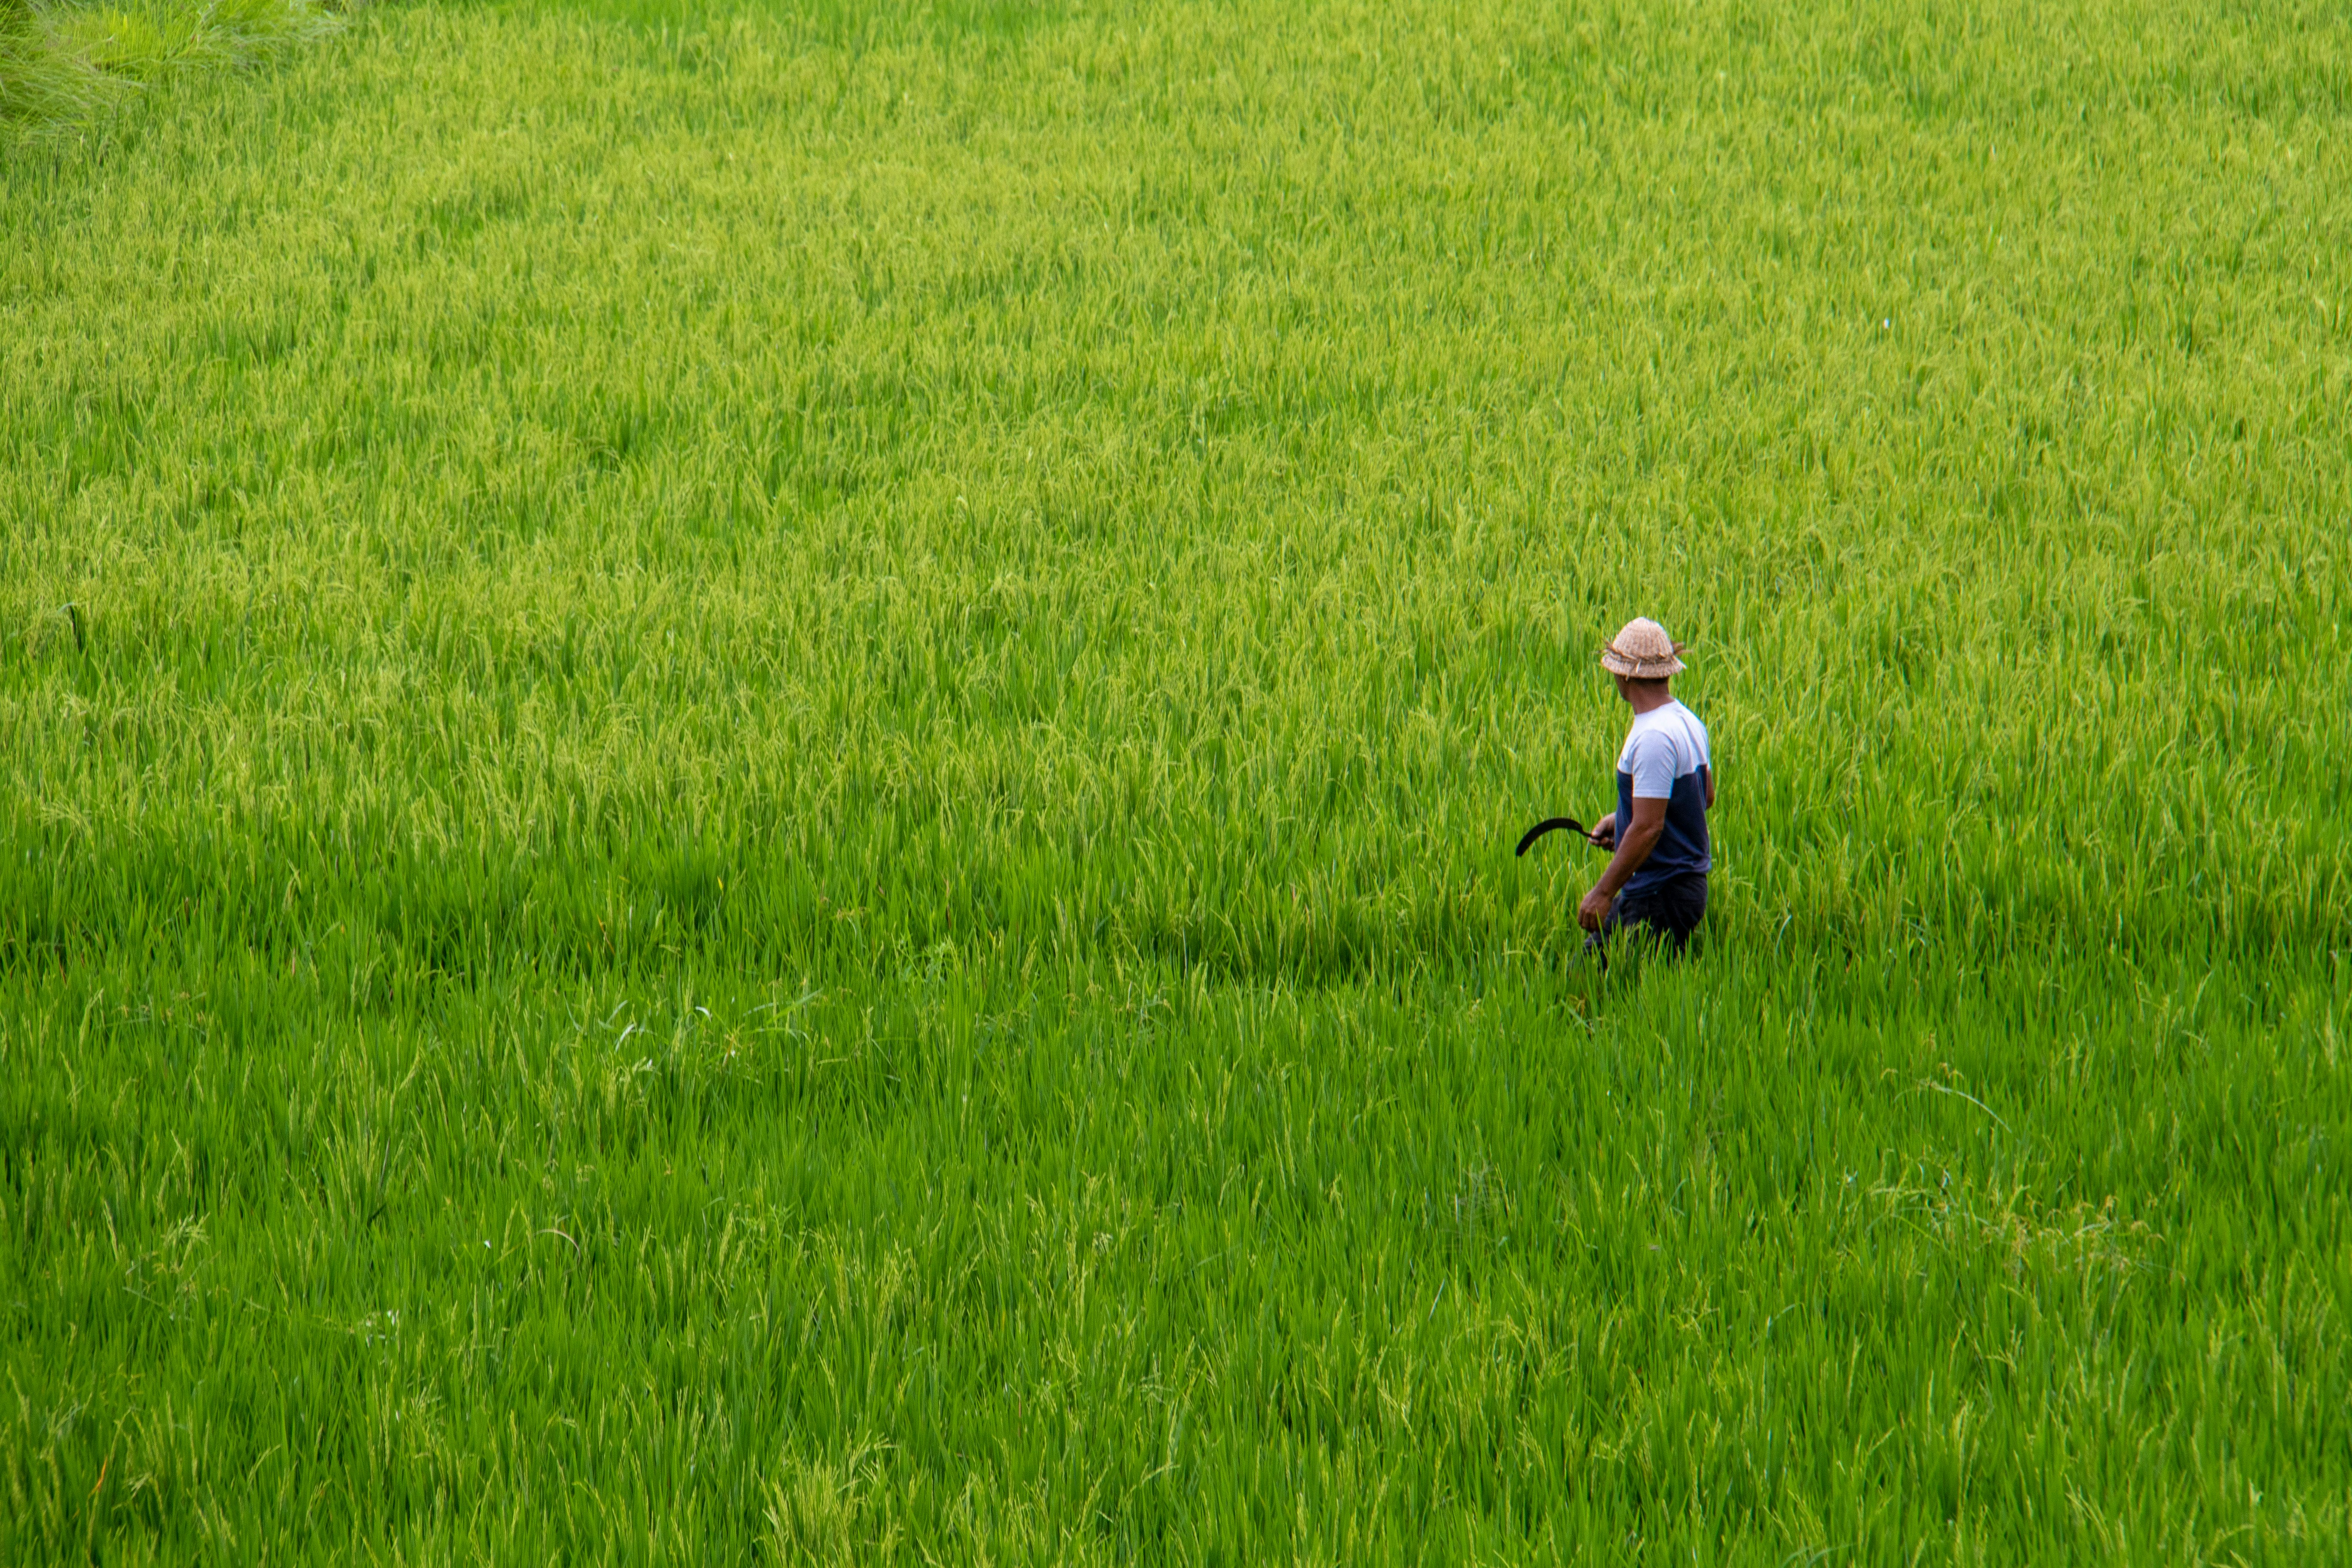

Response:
(1599, 617), (1687, 678)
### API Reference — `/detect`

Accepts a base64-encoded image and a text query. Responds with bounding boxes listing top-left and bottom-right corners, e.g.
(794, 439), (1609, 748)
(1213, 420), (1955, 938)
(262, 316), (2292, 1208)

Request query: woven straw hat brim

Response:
(1598, 644), (1687, 678)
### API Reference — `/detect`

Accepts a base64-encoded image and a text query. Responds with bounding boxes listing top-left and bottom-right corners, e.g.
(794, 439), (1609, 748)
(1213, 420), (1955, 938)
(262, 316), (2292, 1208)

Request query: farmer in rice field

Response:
(1578, 618), (1714, 956)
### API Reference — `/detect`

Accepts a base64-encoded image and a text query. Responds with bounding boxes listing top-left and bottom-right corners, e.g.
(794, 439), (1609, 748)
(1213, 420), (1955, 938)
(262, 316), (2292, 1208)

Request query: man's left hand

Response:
(1577, 885), (1615, 932)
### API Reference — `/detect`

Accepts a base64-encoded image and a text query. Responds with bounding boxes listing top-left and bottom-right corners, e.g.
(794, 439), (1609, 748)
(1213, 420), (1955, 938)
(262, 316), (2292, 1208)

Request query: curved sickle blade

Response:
(1514, 817), (1588, 857)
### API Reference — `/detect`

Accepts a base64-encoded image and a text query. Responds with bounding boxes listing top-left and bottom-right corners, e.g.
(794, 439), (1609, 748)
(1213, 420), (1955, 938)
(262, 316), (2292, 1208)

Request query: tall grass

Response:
(3, 0), (110, 126)
(1, 0), (342, 134)
(2, 0), (2349, 1559)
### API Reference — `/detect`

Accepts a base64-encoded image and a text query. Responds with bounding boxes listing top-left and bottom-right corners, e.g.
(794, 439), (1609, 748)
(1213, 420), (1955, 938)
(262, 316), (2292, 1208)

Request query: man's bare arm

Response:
(1596, 796), (1668, 899)
(1578, 796), (1667, 931)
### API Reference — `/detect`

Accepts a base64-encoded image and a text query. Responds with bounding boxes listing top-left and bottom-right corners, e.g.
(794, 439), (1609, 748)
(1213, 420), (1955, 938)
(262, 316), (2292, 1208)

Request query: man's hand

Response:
(1577, 884), (1615, 932)
(1586, 814), (1617, 848)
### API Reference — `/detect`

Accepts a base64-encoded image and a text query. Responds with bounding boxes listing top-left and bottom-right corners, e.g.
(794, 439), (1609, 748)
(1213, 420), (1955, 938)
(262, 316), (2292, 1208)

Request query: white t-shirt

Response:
(1618, 701), (1711, 799)
(1614, 699), (1714, 890)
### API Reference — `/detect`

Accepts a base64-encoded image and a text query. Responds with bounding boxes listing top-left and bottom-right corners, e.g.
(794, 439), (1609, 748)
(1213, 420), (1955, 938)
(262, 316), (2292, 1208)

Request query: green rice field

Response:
(4, 0), (2349, 1559)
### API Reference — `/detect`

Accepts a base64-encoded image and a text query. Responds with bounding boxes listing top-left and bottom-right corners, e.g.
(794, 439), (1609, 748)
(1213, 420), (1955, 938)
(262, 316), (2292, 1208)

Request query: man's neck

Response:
(1626, 684), (1675, 715)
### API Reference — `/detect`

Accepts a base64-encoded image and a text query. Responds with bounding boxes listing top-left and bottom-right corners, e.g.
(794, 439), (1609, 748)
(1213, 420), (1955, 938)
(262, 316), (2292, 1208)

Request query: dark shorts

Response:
(1588, 872), (1708, 959)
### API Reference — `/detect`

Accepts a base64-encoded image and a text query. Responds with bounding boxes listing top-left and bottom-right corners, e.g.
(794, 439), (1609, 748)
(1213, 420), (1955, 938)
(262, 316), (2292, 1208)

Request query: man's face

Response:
(1611, 673), (1633, 704)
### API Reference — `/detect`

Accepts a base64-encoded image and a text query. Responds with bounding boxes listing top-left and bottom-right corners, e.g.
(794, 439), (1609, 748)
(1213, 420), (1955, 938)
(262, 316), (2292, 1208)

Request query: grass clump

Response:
(2, 0), (110, 126)
(0, 0), (342, 134)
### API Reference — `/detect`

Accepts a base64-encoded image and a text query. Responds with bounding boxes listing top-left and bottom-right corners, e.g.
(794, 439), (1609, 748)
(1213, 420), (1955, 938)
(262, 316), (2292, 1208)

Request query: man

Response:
(1578, 617), (1714, 955)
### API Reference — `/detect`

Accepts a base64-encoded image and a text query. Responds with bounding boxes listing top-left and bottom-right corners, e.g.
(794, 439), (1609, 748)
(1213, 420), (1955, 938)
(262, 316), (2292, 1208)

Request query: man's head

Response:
(1599, 618), (1685, 706)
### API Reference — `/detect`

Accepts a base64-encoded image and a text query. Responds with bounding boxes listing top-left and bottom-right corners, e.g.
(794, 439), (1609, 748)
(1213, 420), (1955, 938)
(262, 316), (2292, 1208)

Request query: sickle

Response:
(1514, 817), (1598, 857)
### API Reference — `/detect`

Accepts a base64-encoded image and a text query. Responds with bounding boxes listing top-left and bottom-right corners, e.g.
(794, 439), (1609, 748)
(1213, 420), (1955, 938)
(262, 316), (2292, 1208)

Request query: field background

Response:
(5, 0), (2350, 1559)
